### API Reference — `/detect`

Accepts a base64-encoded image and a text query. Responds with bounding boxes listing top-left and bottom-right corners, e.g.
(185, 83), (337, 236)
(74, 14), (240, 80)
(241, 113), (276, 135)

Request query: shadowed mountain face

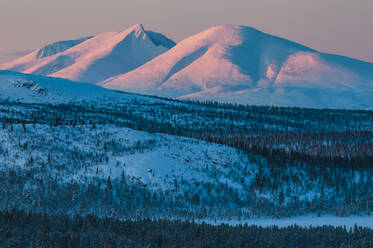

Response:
(145, 30), (176, 49)
(35, 36), (94, 59)
(0, 24), (175, 83)
(102, 25), (373, 109)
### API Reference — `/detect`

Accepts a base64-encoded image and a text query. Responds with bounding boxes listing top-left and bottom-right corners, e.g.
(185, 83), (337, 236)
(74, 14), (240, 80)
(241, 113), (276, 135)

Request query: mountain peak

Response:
(102, 24), (373, 109)
(200, 24), (260, 35)
(0, 24), (174, 83)
(120, 24), (176, 49)
(128, 24), (145, 33)
(118, 24), (147, 40)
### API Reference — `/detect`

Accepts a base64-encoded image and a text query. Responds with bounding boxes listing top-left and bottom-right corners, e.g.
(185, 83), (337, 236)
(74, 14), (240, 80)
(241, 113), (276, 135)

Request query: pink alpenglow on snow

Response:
(101, 25), (373, 109)
(0, 24), (175, 84)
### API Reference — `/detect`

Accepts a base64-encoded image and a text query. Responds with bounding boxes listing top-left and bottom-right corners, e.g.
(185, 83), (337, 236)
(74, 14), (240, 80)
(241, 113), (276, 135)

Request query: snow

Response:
(0, 70), (119, 103)
(35, 36), (93, 59)
(1, 119), (370, 219)
(0, 123), (251, 194)
(3, 24), (373, 109)
(0, 24), (175, 83)
(0, 24), (372, 223)
(0, 75), (372, 221)
(145, 30), (176, 49)
(101, 24), (373, 109)
(70, 126), (247, 190)
(0, 50), (32, 64)
(206, 215), (373, 229)
(180, 84), (373, 109)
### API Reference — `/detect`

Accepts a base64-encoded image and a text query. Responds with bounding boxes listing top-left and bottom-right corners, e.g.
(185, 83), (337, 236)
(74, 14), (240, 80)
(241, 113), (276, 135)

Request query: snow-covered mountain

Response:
(0, 50), (33, 63)
(0, 70), (120, 103)
(101, 25), (373, 109)
(3, 24), (372, 108)
(0, 24), (175, 83)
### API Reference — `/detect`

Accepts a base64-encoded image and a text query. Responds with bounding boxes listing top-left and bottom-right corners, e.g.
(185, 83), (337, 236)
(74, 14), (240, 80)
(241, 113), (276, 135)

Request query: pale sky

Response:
(0, 0), (372, 62)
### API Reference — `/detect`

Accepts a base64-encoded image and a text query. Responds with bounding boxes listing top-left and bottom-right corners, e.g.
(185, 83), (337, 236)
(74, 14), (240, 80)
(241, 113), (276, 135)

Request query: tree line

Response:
(0, 209), (372, 248)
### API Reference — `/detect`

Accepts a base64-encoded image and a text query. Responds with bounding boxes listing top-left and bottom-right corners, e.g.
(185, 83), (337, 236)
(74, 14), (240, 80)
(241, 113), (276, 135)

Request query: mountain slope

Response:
(101, 25), (373, 109)
(0, 70), (120, 103)
(0, 37), (94, 73)
(35, 36), (94, 59)
(0, 24), (175, 83)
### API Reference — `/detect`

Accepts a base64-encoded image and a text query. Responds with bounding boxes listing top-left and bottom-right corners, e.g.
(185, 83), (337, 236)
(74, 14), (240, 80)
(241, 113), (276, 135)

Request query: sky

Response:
(0, 0), (372, 63)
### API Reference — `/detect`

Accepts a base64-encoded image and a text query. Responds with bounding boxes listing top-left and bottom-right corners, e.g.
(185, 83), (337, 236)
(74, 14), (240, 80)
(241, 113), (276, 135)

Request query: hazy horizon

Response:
(1, 0), (372, 63)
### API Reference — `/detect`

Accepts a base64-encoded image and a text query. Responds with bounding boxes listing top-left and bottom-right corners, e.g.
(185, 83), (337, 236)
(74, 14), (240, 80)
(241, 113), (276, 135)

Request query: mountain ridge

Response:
(0, 24), (175, 83)
(2, 24), (373, 109)
(101, 24), (373, 109)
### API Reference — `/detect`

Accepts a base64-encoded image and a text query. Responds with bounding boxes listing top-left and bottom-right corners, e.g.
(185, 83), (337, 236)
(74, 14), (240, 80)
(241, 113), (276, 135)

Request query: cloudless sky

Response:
(0, 0), (372, 62)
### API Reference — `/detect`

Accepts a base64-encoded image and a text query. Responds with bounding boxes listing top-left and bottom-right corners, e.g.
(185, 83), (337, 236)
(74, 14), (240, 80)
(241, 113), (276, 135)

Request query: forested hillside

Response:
(0, 96), (372, 219)
(1, 210), (372, 248)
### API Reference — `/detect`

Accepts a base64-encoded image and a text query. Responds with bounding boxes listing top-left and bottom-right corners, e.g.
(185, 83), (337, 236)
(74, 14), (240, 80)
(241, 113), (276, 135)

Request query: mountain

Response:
(0, 24), (175, 83)
(35, 36), (94, 59)
(101, 25), (373, 109)
(0, 50), (33, 63)
(0, 70), (119, 103)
